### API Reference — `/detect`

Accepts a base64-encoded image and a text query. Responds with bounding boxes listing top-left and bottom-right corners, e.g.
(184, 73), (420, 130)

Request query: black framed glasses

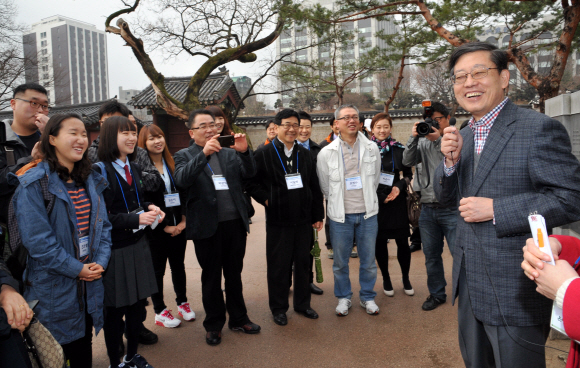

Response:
(14, 98), (51, 111)
(450, 66), (499, 85)
(336, 115), (359, 121)
(191, 123), (217, 131)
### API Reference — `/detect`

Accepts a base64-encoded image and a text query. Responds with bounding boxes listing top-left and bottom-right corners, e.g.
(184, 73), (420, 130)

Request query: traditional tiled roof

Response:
(129, 71), (245, 110)
(234, 109), (473, 126)
(0, 99), (148, 126)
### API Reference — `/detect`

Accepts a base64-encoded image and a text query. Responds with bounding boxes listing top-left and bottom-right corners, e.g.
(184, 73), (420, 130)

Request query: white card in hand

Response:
(151, 214), (161, 230)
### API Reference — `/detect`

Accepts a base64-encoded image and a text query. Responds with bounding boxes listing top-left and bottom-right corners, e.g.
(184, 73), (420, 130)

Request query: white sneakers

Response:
(335, 298), (352, 316)
(155, 309), (182, 328)
(177, 302), (196, 321)
(360, 300), (380, 315)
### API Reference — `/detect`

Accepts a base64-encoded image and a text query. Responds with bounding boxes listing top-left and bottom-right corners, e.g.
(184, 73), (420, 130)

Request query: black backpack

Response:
(5, 175), (55, 281)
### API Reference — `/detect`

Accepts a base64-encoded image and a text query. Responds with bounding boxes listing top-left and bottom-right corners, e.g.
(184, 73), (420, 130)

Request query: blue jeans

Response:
(419, 206), (458, 301)
(329, 214), (378, 301)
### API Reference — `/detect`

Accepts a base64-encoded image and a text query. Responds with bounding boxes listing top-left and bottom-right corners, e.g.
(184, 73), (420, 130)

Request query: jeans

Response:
(329, 213), (378, 301)
(418, 205), (458, 301)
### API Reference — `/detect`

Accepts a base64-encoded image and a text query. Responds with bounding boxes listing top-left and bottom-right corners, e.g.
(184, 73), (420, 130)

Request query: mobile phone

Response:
(27, 300), (39, 310)
(217, 135), (235, 147)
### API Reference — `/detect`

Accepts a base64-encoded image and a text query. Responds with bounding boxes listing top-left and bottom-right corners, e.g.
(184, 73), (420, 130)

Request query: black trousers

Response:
(0, 330), (33, 368)
(267, 223), (312, 314)
(410, 226), (422, 245)
(375, 237), (411, 286)
(61, 310), (93, 368)
(150, 231), (188, 314)
(103, 300), (145, 367)
(193, 218), (250, 332)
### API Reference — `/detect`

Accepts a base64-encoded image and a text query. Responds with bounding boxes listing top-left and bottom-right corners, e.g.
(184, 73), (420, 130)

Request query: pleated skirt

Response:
(103, 235), (158, 308)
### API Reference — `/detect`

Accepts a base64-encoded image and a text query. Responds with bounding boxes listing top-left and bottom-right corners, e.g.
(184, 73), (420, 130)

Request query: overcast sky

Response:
(16, 0), (277, 106)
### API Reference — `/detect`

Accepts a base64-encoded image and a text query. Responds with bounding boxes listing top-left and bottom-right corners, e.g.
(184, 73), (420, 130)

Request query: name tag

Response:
(285, 173), (303, 190)
(132, 208), (146, 233)
(164, 193), (181, 207)
(345, 176), (362, 190)
(212, 175), (229, 190)
(380, 171), (395, 186)
(79, 236), (89, 259)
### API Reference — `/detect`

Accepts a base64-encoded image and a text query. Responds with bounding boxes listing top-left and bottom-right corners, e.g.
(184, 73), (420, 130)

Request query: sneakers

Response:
(360, 300), (380, 315)
(327, 249), (334, 259)
(155, 309), (181, 328)
(335, 298), (352, 316)
(122, 354), (154, 368)
(177, 302), (196, 321)
(350, 246), (358, 258)
(422, 295), (445, 311)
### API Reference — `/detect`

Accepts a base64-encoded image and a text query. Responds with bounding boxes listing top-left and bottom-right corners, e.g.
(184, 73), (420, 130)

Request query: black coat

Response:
(245, 138), (324, 227)
(173, 144), (256, 240)
(376, 145), (413, 238)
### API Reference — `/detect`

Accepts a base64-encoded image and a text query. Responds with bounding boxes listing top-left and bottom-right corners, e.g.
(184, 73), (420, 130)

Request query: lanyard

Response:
(112, 162), (141, 213)
(163, 160), (177, 192)
(206, 163), (216, 175)
(574, 256), (580, 271)
(381, 146), (395, 172)
(272, 139), (299, 174)
(339, 140), (360, 174)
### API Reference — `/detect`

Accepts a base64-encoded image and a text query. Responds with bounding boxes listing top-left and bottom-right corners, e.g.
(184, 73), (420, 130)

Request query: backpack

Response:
(5, 175), (55, 281)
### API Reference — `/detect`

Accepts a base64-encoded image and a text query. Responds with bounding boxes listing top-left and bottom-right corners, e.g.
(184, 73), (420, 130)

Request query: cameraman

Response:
(402, 101), (458, 311)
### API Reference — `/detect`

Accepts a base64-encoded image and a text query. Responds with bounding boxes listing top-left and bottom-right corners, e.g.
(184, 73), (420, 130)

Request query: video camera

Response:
(416, 100), (439, 138)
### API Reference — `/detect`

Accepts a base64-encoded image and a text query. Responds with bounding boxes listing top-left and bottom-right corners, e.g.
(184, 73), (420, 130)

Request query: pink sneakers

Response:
(155, 309), (181, 328)
(177, 302), (196, 321)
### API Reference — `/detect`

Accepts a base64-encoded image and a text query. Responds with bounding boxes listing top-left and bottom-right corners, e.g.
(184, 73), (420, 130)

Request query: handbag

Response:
(22, 317), (66, 368)
(405, 178), (421, 228)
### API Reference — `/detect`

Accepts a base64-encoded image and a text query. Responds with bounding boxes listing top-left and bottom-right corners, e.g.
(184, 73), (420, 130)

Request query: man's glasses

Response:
(191, 123), (217, 131)
(450, 66), (498, 85)
(15, 98), (51, 111)
(280, 123), (299, 130)
(433, 116), (445, 123)
(336, 115), (359, 121)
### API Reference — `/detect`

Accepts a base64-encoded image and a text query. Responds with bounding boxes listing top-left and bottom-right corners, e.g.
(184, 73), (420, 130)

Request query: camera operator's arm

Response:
(402, 122), (421, 167)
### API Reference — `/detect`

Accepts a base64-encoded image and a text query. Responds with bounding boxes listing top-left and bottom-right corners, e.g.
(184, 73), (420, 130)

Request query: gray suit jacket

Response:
(434, 100), (580, 326)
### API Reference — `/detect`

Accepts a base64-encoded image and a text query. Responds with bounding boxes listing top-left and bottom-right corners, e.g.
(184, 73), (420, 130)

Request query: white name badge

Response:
(285, 173), (303, 190)
(345, 176), (363, 190)
(212, 175), (229, 190)
(164, 193), (181, 207)
(79, 236), (89, 259)
(380, 171), (395, 186)
(134, 209), (146, 233)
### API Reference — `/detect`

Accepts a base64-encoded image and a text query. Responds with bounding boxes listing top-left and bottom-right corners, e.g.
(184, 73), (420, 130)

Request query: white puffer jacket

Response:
(316, 132), (381, 223)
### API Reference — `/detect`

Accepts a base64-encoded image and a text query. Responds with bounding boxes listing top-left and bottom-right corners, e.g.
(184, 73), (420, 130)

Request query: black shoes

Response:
(422, 295), (445, 311)
(295, 308), (319, 319)
(273, 313), (288, 326)
(138, 326), (158, 345)
(229, 321), (261, 334)
(310, 283), (323, 295)
(206, 331), (222, 346)
(409, 243), (422, 253)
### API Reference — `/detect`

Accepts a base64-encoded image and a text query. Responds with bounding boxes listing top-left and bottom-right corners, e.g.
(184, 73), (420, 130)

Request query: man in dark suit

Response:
(174, 109), (259, 346)
(435, 41), (580, 367)
(246, 109), (324, 327)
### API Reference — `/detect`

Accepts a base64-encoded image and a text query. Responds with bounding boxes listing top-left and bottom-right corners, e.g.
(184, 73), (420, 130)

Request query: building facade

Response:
(23, 15), (109, 106)
(118, 86), (148, 121)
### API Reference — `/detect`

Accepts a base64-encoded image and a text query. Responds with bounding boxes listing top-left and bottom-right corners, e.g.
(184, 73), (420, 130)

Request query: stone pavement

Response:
(92, 202), (568, 367)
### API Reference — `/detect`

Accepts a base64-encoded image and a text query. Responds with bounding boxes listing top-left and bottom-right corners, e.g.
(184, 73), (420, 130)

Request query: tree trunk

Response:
(384, 54), (406, 114)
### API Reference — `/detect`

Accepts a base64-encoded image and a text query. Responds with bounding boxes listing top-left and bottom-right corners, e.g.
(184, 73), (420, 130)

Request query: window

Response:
(42, 65), (48, 71)
(281, 47), (292, 53)
(361, 87), (373, 93)
(296, 54), (307, 61)
(41, 49), (47, 55)
(539, 61), (550, 68)
(42, 57), (48, 63)
(40, 32), (46, 38)
(281, 38), (292, 45)
(42, 73), (49, 80)
(41, 40), (47, 47)
(538, 49), (551, 56)
(358, 27), (372, 34)
(320, 51), (329, 58)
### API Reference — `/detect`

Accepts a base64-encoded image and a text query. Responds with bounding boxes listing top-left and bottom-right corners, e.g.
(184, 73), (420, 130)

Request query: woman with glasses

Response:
(138, 125), (195, 329)
(370, 113), (414, 297)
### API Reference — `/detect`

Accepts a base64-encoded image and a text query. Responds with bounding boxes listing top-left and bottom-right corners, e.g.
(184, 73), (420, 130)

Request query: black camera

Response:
(416, 100), (439, 138)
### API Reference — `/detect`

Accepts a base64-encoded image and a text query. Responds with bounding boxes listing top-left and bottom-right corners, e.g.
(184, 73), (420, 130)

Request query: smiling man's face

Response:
(453, 50), (509, 121)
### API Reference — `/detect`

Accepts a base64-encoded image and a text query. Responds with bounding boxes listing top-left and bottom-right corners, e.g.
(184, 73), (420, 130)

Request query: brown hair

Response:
(370, 113), (392, 131)
(97, 116), (137, 163)
(206, 105), (233, 136)
(40, 113), (91, 183)
(138, 125), (175, 173)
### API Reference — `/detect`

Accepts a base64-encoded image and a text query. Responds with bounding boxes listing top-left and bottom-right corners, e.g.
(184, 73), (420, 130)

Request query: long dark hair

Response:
(138, 125), (175, 173)
(206, 105), (233, 136)
(97, 116), (138, 163)
(40, 113), (92, 183)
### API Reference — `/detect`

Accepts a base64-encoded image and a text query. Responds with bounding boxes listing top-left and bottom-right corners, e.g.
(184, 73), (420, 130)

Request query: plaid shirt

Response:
(443, 97), (509, 176)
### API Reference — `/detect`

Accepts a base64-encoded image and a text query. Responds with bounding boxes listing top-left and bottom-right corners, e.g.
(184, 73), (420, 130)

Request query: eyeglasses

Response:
(336, 115), (359, 121)
(451, 66), (498, 85)
(191, 123), (217, 131)
(433, 116), (445, 123)
(15, 98), (51, 111)
(280, 123), (299, 130)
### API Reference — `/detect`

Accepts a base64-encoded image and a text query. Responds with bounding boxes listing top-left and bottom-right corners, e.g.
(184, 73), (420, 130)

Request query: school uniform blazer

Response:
(434, 99), (580, 326)
(173, 143), (256, 240)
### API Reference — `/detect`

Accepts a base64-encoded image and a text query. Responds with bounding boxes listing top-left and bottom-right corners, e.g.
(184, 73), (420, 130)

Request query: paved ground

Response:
(92, 202), (570, 367)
